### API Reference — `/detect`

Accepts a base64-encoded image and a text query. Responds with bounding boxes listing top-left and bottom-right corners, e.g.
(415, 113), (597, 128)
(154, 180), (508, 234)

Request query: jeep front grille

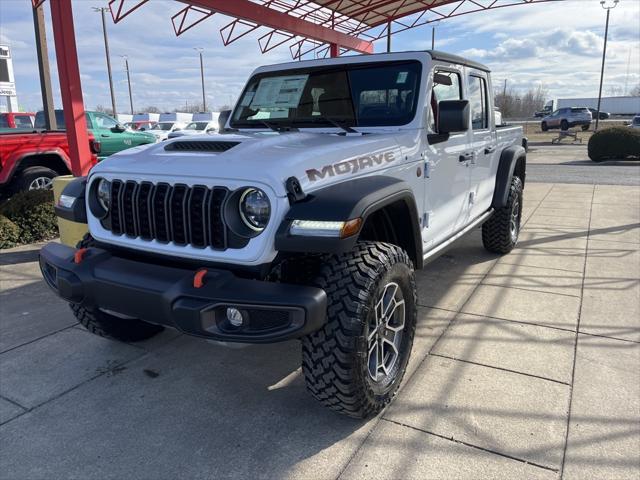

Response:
(107, 180), (228, 249)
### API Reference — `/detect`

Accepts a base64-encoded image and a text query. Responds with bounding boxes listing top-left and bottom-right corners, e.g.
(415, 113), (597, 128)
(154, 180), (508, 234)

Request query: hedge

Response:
(0, 190), (59, 249)
(588, 126), (640, 162)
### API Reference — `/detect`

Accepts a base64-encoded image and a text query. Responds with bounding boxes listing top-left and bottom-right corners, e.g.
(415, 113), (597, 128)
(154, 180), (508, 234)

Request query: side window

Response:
(94, 114), (118, 129)
(429, 69), (462, 132)
(0, 116), (8, 128)
(14, 116), (33, 128)
(468, 75), (488, 130)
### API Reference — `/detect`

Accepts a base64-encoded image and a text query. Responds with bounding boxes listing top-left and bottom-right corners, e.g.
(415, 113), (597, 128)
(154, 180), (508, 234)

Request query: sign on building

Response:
(0, 44), (19, 113)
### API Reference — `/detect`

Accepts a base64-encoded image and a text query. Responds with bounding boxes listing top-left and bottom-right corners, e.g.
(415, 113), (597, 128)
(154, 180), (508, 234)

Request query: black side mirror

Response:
(111, 125), (125, 133)
(218, 110), (232, 132)
(437, 100), (470, 134)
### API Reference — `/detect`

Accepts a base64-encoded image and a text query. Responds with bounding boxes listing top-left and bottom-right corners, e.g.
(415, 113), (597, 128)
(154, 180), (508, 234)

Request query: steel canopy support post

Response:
(50, 0), (92, 176)
(330, 43), (339, 57)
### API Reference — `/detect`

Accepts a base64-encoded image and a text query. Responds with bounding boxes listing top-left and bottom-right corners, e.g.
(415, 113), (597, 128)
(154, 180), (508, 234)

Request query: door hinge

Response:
(424, 160), (433, 178)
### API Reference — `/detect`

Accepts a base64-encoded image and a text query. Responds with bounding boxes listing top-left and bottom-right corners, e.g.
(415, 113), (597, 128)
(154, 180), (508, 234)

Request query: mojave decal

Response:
(306, 151), (396, 182)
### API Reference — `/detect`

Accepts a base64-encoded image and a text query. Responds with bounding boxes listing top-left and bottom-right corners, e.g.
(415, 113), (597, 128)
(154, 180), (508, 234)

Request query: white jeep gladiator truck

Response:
(41, 51), (526, 418)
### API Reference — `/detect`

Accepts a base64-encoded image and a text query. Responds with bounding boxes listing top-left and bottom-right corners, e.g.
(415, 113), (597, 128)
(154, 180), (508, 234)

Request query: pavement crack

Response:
(559, 184), (595, 479)
(380, 418), (560, 473)
(429, 353), (571, 386)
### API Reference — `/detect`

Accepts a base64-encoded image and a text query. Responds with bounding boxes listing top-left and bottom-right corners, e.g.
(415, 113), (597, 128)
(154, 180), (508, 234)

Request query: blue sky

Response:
(0, 0), (638, 112)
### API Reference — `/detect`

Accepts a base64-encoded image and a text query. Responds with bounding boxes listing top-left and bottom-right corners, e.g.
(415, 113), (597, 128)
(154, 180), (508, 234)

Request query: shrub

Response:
(0, 215), (21, 249)
(0, 190), (58, 247)
(588, 126), (640, 162)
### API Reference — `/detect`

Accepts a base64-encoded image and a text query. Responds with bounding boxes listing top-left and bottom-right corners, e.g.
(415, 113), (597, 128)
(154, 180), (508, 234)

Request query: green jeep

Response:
(34, 110), (156, 159)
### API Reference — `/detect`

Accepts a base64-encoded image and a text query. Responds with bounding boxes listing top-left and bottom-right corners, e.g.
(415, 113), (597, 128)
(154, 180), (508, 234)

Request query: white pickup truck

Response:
(41, 51), (526, 417)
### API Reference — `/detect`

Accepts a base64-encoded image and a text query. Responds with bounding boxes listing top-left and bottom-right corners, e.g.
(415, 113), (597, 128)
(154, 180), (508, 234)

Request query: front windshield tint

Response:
(186, 122), (209, 130)
(156, 122), (173, 131)
(231, 61), (421, 128)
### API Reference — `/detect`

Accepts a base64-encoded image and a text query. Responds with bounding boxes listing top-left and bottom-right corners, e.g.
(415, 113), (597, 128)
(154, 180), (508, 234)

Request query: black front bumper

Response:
(39, 242), (327, 343)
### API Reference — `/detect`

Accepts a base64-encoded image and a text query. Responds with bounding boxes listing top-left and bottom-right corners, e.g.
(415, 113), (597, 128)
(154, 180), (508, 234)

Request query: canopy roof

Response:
(106, 0), (561, 58)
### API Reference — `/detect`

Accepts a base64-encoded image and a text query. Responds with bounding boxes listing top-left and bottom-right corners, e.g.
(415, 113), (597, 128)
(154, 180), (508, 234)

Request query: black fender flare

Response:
(491, 145), (526, 209)
(54, 176), (87, 223)
(275, 176), (422, 267)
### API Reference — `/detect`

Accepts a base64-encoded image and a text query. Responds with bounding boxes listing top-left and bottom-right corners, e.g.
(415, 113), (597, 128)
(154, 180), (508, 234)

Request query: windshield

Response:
(155, 122), (174, 131)
(231, 61), (421, 129)
(185, 122), (209, 130)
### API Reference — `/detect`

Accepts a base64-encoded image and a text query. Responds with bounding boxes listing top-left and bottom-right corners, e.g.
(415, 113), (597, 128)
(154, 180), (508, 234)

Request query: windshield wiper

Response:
(259, 120), (298, 132)
(310, 116), (359, 134)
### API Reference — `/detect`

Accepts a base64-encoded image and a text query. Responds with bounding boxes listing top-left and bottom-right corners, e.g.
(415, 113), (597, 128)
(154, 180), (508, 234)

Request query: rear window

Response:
(14, 115), (33, 128)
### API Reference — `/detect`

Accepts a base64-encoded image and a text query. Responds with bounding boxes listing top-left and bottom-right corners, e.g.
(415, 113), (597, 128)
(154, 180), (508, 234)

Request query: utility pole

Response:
(93, 7), (117, 116)
(431, 26), (435, 50)
(32, 3), (56, 129)
(595, 0), (619, 131)
(503, 79), (508, 98)
(121, 55), (133, 115)
(194, 48), (206, 111)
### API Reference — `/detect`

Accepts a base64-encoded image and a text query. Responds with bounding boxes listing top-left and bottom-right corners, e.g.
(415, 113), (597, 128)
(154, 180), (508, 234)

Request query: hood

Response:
(91, 130), (410, 197)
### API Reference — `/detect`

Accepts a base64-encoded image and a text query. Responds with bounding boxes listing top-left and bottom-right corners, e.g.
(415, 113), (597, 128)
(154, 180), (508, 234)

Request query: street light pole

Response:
(194, 48), (206, 111)
(595, 0), (619, 131)
(121, 55), (133, 115)
(93, 7), (116, 116)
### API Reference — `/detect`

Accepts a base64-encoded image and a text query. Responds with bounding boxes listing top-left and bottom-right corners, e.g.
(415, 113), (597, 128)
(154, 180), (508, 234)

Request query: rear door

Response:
(421, 66), (472, 248)
(467, 69), (498, 219)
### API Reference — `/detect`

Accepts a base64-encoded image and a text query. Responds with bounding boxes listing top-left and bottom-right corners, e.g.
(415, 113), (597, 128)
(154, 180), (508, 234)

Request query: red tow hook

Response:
(193, 268), (208, 289)
(74, 248), (88, 264)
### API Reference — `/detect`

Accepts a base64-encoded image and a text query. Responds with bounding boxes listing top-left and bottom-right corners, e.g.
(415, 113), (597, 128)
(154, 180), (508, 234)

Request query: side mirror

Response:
(218, 110), (232, 132)
(173, 128), (182, 132)
(111, 125), (125, 133)
(437, 100), (470, 134)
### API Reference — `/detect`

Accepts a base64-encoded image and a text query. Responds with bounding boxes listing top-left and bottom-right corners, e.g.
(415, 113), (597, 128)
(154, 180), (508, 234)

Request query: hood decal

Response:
(306, 151), (396, 182)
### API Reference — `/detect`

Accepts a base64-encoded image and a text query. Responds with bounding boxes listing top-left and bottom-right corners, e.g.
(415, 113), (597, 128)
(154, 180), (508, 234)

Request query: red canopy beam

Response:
(49, 0), (93, 176)
(177, 0), (373, 54)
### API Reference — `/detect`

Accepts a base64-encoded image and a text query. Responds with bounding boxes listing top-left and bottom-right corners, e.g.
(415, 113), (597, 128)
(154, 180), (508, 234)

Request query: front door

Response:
(421, 66), (472, 250)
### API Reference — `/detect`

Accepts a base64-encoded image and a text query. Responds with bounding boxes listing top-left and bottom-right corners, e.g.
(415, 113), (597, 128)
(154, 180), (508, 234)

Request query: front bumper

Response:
(39, 242), (327, 343)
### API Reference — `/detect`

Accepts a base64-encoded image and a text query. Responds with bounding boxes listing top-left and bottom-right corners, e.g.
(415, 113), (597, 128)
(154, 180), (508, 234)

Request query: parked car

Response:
(167, 120), (219, 139)
(45, 50), (527, 417)
(124, 121), (157, 131)
(34, 110), (156, 158)
(0, 130), (99, 194)
(541, 107), (592, 131)
(145, 112), (192, 141)
(587, 108), (610, 120)
(0, 112), (35, 129)
(630, 115), (640, 129)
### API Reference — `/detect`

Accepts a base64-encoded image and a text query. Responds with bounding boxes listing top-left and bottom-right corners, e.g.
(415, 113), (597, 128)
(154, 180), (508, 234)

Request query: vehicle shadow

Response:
(1, 214), (638, 478)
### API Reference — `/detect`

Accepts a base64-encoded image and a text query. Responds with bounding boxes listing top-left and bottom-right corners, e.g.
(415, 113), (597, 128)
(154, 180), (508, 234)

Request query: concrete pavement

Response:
(1, 181), (639, 479)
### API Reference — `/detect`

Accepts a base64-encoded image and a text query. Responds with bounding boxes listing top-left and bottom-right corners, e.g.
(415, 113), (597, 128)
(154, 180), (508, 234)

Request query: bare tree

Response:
(495, 85), (547, 118)
(630, 84), (640, 96)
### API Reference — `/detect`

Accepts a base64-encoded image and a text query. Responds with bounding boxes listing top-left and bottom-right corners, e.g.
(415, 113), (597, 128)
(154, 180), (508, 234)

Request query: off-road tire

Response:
(15, 166), (58, 192)
(541, 122), (548, 132)
(301, 242), (417, 418)
(560, 120), (569, 131)
(70, 234), (165, 342)
(482, 176), (523, 254)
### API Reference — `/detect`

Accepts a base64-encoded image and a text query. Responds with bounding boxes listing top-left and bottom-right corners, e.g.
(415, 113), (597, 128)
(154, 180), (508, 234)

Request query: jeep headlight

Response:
(239, 188), (270, 231)
(96, 178), (111, 212)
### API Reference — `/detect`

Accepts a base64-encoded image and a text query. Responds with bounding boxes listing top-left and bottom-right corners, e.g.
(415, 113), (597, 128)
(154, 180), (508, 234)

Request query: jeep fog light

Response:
(226, 307), (245, 327)
(290, 218), (362, 238)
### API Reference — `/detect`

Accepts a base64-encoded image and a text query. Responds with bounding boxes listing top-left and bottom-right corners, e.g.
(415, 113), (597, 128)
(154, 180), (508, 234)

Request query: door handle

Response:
(459, 152), (473, 163)
(101, 134), (110, 138)
(484, 146), (496, 155)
